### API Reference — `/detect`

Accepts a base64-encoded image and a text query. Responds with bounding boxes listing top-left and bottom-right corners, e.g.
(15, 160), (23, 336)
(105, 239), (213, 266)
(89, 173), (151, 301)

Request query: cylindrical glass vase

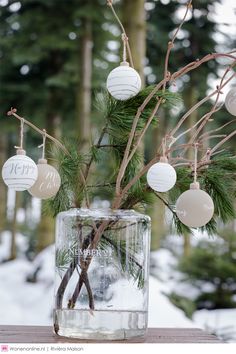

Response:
(53, 208), (151, 340)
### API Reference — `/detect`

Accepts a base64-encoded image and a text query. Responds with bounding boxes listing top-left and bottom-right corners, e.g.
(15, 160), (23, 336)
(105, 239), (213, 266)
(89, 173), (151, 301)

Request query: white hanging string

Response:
(14, 118), (25, 150)
(193, 143), (199, 184)
(38, 129), (47, 159)
(107, 0), (134, 67)
(121, 33), (128, 62)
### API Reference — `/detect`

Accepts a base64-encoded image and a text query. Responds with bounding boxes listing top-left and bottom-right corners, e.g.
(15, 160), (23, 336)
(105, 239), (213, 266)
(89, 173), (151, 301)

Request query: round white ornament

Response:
(176, 182), (214, 228)
(147, 158), (177, 192)
(225, 87), (236, 116)
(29, 159), (61, 199)
(106, 61), (141, 101)
(1, 149), (38, 191)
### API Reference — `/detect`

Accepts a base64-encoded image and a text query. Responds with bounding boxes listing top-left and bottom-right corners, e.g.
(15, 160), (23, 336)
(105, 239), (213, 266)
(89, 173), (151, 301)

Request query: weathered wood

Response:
(0, 326), (220, 343)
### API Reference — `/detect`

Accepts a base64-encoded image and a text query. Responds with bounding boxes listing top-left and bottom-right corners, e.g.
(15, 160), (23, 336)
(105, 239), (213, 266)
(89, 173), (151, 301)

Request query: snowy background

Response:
(1, 227), (236, 342)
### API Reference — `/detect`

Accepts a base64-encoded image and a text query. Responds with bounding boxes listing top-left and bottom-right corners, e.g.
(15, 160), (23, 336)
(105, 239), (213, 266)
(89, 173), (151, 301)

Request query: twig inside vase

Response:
(66, 218), (145, 309)
(56, 224), (97, 309)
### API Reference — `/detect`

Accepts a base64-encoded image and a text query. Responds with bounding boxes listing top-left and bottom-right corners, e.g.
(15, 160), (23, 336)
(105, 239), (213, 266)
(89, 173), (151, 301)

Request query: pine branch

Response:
(200, 155), (236, 223)
(84, 122), (108, 180)
(94, 87), (181, 204)
(44, 141), (87, 217)
(96, 87), (181, 135)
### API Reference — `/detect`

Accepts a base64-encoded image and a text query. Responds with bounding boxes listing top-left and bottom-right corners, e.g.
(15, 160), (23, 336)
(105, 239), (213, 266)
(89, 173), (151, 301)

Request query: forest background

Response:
(0, 0), (236, 339)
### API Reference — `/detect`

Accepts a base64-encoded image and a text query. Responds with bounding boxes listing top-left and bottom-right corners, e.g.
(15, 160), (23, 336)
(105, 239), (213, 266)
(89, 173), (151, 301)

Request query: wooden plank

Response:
(0, 326), (221, 343)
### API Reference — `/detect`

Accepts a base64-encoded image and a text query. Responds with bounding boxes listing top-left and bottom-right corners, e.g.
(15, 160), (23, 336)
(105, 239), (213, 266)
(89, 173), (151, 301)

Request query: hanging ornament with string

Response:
(147, 138), (177, 192)
(176, 144), (214, 228)
(1, 117), (38, 191)
(225, 87), (236, 116)
(106, 33), (141, 101)
(28, 130), (61, 199)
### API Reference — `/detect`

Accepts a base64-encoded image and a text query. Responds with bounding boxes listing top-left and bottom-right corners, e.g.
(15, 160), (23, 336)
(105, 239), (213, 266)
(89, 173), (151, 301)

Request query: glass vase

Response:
(53, 208), (151, 340)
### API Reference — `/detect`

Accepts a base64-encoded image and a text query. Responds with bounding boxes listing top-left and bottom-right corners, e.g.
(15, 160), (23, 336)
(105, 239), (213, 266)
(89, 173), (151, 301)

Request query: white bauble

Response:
(147, 161), (177, 192)
(176, 184), (214, 228)
(106, 62), (141, 101)
(225, 87), (236, 116)
(2, 150), (38, 191)
(29, 159), (61, 199)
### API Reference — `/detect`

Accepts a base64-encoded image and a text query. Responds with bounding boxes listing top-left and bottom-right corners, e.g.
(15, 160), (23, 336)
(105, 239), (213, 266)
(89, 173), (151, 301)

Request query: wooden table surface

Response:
(0, 326), (221, 343)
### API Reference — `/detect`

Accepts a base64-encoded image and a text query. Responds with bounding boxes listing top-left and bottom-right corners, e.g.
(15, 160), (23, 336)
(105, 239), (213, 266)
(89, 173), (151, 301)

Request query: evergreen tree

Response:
(169, 230), (236, 315)
(0, 0), (114, 253)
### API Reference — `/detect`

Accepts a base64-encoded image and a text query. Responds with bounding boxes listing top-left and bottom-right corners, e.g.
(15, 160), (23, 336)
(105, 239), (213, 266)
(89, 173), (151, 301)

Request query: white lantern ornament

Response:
(147, 156), (177, 192)
(106, 62), (141, 101)
(176, 144), (214, 228)
(176, 182), (214, 228)
(106, 33), (141, 100)
(28, 130), (61, 199)
(1, 117), (38, 191)
(2, 149), (38, 191)
(225, 87), (236, 116)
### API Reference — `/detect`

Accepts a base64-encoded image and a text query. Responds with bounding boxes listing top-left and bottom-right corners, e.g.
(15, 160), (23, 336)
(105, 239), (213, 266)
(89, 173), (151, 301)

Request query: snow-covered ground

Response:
(0, 237), (235, 342)
(0, 240), (193, 328)
(148, 276), (194, 328)
(0, 246), (54, 325)
(150, 246), (236, 341)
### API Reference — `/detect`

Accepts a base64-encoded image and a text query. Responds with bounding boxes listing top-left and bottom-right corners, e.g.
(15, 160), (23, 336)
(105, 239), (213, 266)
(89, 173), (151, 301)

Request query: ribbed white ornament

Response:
(106, 62), (141, 101)
(176, 182), (214, 228)
(225, 87), (236, 116)
(147, 158), (177, 192)
(2, 149), (38, 191)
